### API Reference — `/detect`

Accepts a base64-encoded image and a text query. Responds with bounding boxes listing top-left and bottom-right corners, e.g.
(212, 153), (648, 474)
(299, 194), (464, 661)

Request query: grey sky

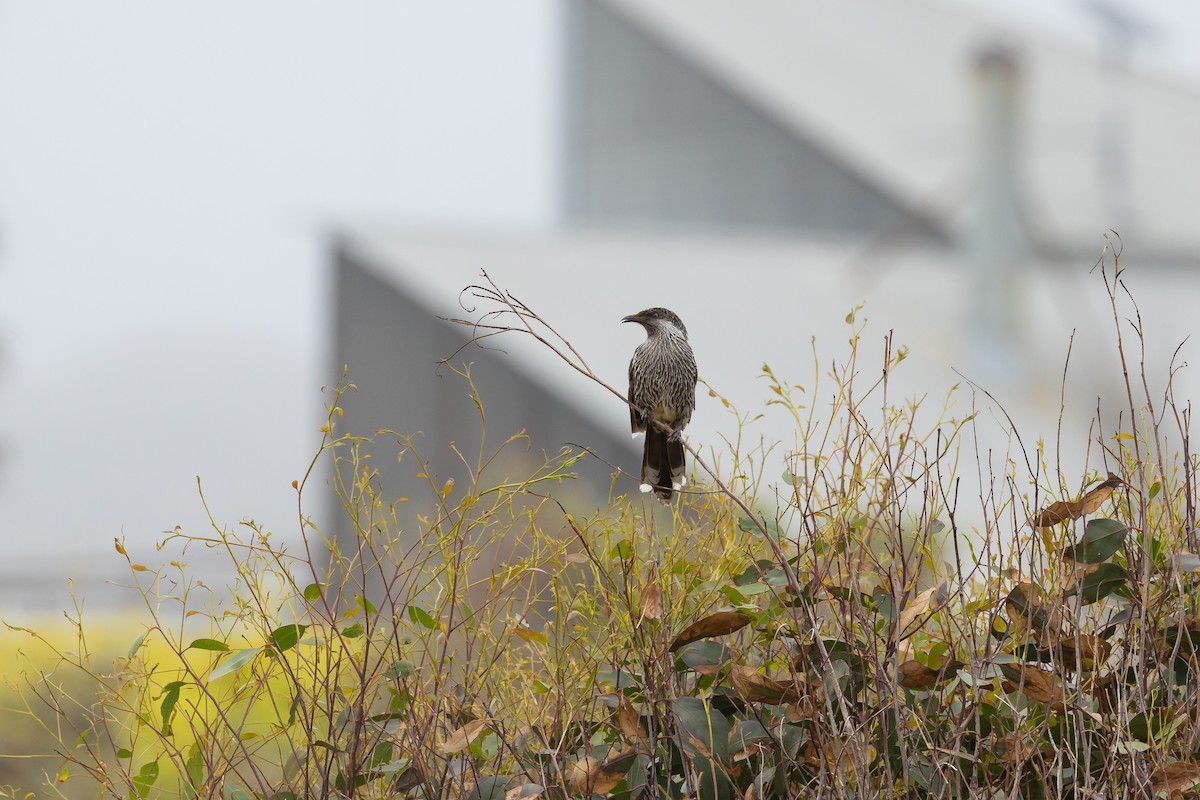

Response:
(0, 3), (556, 607)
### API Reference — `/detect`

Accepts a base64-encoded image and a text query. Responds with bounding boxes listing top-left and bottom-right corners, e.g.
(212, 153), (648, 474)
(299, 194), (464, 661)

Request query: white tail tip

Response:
(639, 483), (653, 493)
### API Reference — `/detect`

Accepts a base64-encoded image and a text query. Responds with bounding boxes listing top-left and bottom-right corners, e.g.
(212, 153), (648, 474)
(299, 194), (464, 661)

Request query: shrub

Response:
(7, 249), (1200, 799)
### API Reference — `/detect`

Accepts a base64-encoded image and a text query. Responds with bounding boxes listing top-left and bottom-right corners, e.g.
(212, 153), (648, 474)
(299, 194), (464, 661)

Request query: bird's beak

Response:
(621, 313), (642, 324)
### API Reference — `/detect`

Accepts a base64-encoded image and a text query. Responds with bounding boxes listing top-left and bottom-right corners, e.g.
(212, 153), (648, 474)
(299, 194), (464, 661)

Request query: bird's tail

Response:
(642, 429), (686, 503)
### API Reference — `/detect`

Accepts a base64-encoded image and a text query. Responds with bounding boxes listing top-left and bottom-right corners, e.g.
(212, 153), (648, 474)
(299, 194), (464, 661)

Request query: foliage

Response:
(5, 249), (1200, 799)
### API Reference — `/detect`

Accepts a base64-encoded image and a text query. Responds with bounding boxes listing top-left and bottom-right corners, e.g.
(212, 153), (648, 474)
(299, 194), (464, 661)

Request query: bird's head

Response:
(621, 307), (688, 339)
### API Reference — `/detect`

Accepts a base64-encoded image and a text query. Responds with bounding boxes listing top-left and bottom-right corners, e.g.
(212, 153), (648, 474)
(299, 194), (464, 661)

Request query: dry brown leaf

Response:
(995, 735), (1034, 763)
(800, 739), (859, 774)
(691, 659), (725, 677)
(617, 696), (647, 743)
(897, 659), (963, 689)
(567, 753), (627, 796)
(1005, 582), (1065, 641)
(898, 581), (950, 639)
(1057, 633), (1110, 670)
(799, 740), (822, 769)
(437, 717), (489, 755)
(730, 664), (801, 704)
(732, 739), (769, 763)
(1150, 760), (1200, 797)
(669, 611), (751, 652)
(783, 695), (821, 723)
(1000, 665), (1066, 712)
(1033, 472), (1125, 527)
(686, 733), (716, 762)
(640, 574), (663, 621)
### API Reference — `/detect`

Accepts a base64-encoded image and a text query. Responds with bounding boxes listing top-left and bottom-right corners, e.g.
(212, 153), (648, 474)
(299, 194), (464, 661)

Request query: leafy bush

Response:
(6, 252), (1200, 799)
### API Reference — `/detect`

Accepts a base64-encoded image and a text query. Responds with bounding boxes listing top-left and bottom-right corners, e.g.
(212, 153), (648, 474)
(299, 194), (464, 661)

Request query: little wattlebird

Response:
(622, 307), (698, 502)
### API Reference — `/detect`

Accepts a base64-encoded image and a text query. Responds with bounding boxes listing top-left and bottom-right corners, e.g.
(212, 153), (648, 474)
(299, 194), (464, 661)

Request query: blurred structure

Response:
(330, 0), (1200, 541)
(965, 45), (1027, 385)
(560, 1), (947, 245)
(331, 239), (635, 505)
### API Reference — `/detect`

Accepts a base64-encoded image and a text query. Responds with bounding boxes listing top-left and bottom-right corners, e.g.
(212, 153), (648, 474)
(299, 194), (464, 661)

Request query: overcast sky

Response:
(0, 3), (557, 609)
(0, 1), (1197, 612)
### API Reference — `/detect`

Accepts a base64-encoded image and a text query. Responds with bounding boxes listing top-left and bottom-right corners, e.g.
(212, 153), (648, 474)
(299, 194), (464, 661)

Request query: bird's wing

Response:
(628, 361), (646, 433)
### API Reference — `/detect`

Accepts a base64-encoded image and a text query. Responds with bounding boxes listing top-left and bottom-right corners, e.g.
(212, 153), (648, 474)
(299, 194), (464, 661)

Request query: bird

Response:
(622, 307), (698, 502)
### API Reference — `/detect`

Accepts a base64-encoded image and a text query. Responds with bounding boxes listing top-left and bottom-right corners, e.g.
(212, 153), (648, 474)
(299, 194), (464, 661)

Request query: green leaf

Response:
(780, 724), (807, 758)
(184, 743), (205, 797)
(609, 539), (633, 560)
(127, 631), (148, 660)
(675, 641), (730, 673)
(672, 697), (731, 765)
(1068, 519), (1127, 564)
(270, 624), (307, 653)
(207, 647), (260, 681)
(303, 583), (322, 602)
(117, 748), (133, 759)
(749, 766), (780, 800)
(132, 761), (160, 798)
(369, 741), (393, 769)
(729, 719), (772, 754)
(407, 605), (438, 630)
(465, 776), (516, 800)
(386, 661), (414, 680)
(332, 770), (362, 792)
(355, 594), (378, 615)
(1067, 563), (1128, 604)
(372, 757), (412, 776)
(626, 754), (652, 799)
(286, 693), (301, 727)
(189, 638), (230, 652)
(720, 586), (748, 605)
(341, 622), (365, 639)
(1127, 710), (1173, 743)
(160, 681), (184, 734)
(733, 561), (775, 585)
(283, 747), (308, 780)
(223, 784), (251, 800)
(696, 755), (733, 800)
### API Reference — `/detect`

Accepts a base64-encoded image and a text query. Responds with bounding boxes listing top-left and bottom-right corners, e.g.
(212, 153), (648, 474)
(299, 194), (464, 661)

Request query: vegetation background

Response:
(3, 255), (1199, 799)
